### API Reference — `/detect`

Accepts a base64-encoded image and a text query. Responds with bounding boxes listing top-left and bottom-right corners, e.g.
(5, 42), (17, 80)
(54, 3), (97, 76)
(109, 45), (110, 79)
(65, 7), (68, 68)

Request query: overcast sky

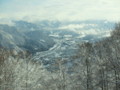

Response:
(0, 0), (120, 21)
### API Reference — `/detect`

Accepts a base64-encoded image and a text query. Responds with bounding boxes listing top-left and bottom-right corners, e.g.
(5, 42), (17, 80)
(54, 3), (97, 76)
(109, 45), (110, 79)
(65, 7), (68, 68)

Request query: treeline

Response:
(0, 49), (54, 90)
(0, 23), (120, 90)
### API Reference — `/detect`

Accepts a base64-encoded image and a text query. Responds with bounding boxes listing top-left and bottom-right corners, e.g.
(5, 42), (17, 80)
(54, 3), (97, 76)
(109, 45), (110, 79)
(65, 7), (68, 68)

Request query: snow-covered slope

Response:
(33, 20), (115, 67)
(0, 20), (115, 57)
(0, 23), (55, 53)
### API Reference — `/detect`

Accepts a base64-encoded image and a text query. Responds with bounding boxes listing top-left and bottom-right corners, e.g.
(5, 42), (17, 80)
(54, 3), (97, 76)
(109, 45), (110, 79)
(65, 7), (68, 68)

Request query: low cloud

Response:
(59, 24), (97, 30)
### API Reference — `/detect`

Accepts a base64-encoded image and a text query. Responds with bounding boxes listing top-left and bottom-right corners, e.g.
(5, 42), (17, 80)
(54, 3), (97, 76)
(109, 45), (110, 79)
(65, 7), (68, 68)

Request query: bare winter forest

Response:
(0, 23), (120, 90)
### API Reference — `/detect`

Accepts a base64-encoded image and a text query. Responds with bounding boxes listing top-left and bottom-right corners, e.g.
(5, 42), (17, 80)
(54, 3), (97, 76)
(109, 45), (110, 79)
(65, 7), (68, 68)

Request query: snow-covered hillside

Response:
(0, 20), (114, 59)
(32, 20), (115, 67)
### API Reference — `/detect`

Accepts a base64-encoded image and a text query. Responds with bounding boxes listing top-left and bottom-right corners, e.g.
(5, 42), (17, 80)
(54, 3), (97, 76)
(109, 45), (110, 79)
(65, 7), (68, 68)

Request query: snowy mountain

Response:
(32, 20), (115, 67)
(0, 20), (115, 70)
(0, 23), (55, 53)
(0, 20), (115, 55)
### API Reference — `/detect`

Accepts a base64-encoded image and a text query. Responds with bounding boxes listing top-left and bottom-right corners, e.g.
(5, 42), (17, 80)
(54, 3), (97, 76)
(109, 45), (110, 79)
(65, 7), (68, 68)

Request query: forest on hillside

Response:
(0, 23), (120, 90)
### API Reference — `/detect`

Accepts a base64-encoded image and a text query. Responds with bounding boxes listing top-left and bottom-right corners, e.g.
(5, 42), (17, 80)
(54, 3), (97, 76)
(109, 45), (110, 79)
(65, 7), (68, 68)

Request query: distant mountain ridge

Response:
(0, 22), (55, 53)
(0, 20), (115, 53)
